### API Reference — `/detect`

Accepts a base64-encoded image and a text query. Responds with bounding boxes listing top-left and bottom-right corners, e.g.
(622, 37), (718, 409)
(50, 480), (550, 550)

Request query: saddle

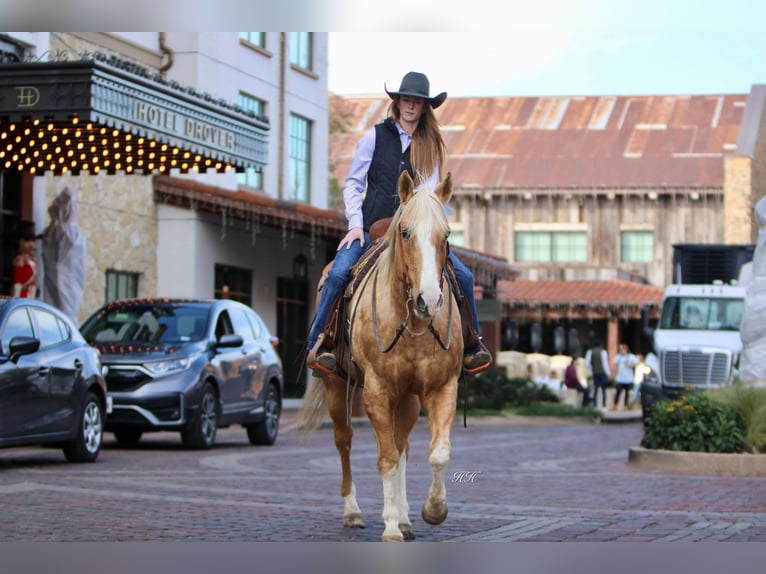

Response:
(314, 217), (480, 376)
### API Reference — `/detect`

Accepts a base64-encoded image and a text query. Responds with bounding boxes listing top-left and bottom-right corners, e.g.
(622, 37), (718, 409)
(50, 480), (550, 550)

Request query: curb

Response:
(628, 446), (766, 476)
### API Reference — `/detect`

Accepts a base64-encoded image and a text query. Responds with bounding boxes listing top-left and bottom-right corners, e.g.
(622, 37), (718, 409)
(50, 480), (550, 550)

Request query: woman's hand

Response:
(338, 227), (364, 251)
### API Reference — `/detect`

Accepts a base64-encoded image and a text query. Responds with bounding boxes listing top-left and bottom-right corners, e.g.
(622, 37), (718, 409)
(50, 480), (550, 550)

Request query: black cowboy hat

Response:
(385, 71), (447, 109)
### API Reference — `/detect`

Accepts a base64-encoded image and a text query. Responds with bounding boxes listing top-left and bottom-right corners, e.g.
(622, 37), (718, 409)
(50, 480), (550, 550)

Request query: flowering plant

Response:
(640, 391), (745, 453)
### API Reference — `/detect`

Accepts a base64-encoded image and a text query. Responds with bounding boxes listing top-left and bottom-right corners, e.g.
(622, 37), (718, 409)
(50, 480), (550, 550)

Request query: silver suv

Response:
(80, 298), (283, 449)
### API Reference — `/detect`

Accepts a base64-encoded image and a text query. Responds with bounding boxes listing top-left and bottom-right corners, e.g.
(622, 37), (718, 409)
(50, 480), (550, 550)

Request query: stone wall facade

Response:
(42, 172), (157, 323)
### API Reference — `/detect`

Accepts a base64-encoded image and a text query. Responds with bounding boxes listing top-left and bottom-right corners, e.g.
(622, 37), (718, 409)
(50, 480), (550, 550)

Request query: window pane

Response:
(1, 308), (34, 353)
(32, 308), (67, 348)
(515, 232), (552, 262)
(237, 93), (265, 190)
(552, 232), (587, 263)
(288, 114), (311, 202)
(240, 32), (265, 48)
(289, 32), (312, 69)
(105, 270), (139, 303)
(621, 231), (654, 262)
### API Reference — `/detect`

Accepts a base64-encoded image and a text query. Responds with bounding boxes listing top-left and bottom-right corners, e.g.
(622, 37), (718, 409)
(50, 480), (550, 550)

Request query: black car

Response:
(0, 298), (108, 462)
(80, 298), (284, 449)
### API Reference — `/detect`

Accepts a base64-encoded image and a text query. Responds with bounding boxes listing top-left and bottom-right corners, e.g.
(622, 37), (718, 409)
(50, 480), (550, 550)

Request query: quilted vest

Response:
(361, 118), (414, 230)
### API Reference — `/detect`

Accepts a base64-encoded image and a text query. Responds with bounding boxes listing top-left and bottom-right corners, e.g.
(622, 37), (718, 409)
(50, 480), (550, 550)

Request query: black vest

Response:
(361, 118), (414, 230)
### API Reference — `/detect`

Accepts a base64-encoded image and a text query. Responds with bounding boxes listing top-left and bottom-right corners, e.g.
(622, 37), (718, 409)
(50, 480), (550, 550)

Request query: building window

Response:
(105, 270), (139, 303)
(448, 224), (465, 247)
(515, 231), (588, 263)
(237, 92), (265, 190)
(214, 264), (252, 305)
(288, 114), (311, 202)
(289, 32), (313, 70)
(621, 230), (654, 262)
(239, 32), (265, 49)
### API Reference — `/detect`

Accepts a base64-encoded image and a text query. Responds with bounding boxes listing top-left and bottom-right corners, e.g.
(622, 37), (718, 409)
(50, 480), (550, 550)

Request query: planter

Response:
(628, 446), (766, 476)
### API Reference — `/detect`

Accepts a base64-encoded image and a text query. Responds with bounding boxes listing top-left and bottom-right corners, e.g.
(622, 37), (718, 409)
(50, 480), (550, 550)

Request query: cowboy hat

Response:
(385, 71), (447, 109)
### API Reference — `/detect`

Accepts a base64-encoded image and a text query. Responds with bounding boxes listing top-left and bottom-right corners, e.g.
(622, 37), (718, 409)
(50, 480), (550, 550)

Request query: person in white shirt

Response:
(612, 343), (639, 410)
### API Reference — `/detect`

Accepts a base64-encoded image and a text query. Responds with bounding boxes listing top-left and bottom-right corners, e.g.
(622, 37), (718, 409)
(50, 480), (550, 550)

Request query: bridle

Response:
(359, 221), (454, 354)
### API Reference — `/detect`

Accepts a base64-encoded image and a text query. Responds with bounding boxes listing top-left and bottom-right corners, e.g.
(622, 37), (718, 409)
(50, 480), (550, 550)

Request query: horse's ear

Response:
(434, 172), (453, 205)
(398, 170), (415, 204)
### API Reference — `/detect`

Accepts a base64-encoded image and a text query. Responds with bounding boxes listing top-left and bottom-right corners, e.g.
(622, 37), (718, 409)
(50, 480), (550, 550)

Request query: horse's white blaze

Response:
(415, 219), (444, 316)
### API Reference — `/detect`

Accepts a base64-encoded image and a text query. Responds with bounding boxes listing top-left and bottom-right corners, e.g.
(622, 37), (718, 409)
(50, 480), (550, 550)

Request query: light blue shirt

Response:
(342, 122), (439, 231)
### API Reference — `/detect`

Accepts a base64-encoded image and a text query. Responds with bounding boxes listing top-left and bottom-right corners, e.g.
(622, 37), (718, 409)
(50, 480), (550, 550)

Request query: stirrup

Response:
(307, 335), (337, 375)
(462, 340), (492, 376)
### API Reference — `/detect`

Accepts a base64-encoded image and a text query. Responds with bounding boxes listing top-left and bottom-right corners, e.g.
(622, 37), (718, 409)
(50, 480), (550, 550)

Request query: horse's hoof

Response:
(381, 532), (405, 542)
(343, 513), (366, 529)
(399, 523), (415, 540)
(421, 501), (448, 525)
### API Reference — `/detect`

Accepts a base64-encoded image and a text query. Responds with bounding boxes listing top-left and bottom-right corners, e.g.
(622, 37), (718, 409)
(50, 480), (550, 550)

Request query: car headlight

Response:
(144, 356), (193, 375)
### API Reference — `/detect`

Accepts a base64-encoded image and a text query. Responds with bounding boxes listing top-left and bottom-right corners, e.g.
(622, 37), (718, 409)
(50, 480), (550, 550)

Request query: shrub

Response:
(461, 369), (560, 410)
(641, 392), (746, 453)
(708, 382), (766, 454)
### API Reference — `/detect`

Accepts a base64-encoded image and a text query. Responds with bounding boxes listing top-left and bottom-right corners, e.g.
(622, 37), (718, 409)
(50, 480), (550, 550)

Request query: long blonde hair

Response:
(388, 99), (446, 186)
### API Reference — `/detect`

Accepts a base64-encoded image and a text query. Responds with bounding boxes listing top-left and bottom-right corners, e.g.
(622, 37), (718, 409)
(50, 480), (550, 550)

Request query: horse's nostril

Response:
(416, 294), (428, 314)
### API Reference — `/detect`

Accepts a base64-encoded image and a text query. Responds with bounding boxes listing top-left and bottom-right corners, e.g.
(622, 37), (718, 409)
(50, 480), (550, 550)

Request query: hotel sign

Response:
(0, 59), (269, 172)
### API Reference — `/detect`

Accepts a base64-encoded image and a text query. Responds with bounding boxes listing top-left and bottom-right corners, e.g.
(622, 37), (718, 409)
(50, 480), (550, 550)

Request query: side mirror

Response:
(216, 333), (244, 349)
(641, 306), (655, 339)
(8, 336), (41, 363)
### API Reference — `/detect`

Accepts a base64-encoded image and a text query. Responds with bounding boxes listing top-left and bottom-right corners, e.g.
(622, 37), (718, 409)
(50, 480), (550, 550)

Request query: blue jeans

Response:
(307, 237), (481, 350)
(591, 374), (609, 408)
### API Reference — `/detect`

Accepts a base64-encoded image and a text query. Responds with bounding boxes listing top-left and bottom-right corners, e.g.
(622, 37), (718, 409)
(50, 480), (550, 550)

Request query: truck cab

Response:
(641, 281), (747, 420)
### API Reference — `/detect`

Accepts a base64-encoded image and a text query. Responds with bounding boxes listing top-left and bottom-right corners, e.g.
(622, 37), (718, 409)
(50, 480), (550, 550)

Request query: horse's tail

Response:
(297, 376), (327, 439)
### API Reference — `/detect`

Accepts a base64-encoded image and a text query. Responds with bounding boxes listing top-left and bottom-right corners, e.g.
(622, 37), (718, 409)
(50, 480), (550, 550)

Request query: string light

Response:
(0, 118), (247, 174)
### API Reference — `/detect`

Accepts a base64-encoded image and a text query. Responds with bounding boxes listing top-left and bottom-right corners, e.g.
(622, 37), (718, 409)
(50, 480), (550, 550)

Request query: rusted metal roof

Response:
(330, 93), (746, 191)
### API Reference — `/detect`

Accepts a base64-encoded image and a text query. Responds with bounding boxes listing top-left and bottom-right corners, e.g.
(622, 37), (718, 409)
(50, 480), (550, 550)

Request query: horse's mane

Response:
(378, 188), (450, 279)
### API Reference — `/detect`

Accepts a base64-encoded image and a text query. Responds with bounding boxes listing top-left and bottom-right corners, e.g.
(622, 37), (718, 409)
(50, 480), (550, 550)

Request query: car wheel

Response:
(113, 429), (144, 445)
(181, 383), (218, 449)
(246, 383), (280, 446)
(63, 392), (104, 463)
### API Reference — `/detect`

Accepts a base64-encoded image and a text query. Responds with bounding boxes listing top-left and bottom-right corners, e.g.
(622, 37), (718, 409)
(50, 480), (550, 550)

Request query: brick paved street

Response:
(1, 411), (765, 542)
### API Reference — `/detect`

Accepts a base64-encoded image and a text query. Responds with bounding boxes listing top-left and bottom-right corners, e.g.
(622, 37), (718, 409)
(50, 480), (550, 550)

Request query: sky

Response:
(327, 0), (766, 98)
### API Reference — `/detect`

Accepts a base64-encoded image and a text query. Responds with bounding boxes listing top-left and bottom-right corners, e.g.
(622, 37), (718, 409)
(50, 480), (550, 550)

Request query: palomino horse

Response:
(300, 171), (463, 541)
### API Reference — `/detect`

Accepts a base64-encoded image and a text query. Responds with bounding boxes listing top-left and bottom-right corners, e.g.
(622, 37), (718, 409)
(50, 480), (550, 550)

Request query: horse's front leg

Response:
(393, 394), (420, 540)
(420, 379), (458, 525)
(365, 384), (404, 541)
(325, 378), (365, 529)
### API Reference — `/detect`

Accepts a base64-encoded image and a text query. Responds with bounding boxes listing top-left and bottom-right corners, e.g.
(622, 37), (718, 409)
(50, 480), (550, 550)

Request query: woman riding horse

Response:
(301, 170), (463, 541)
(306, 71), (490, 376)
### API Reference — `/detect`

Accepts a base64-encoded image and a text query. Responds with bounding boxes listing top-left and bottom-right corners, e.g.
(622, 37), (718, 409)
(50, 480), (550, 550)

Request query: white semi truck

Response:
(640, 245), (752, 421)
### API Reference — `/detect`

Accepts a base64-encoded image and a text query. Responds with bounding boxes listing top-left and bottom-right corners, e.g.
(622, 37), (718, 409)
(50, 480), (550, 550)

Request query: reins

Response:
(370, 264), (454, 353)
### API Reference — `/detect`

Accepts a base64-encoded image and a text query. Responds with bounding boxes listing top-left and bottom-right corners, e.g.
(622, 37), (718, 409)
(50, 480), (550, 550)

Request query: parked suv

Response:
(80, 298), (283, 449)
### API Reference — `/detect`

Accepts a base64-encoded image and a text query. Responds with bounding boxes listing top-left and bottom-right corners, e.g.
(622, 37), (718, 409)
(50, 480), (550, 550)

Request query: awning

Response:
(0, 54), (269, 175)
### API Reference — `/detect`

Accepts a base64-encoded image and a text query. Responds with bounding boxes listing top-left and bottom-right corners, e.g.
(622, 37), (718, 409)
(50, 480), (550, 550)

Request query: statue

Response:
(738, 195), (766, 384)
(39, 187), (86, 322)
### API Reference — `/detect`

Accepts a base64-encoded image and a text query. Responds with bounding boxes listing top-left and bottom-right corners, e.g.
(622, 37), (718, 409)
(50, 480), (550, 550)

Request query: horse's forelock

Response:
(379, 190), (449, 278)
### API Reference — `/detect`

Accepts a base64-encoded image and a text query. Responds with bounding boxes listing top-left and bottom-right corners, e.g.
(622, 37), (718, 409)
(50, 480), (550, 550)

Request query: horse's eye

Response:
(400, 228), (411, 241)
